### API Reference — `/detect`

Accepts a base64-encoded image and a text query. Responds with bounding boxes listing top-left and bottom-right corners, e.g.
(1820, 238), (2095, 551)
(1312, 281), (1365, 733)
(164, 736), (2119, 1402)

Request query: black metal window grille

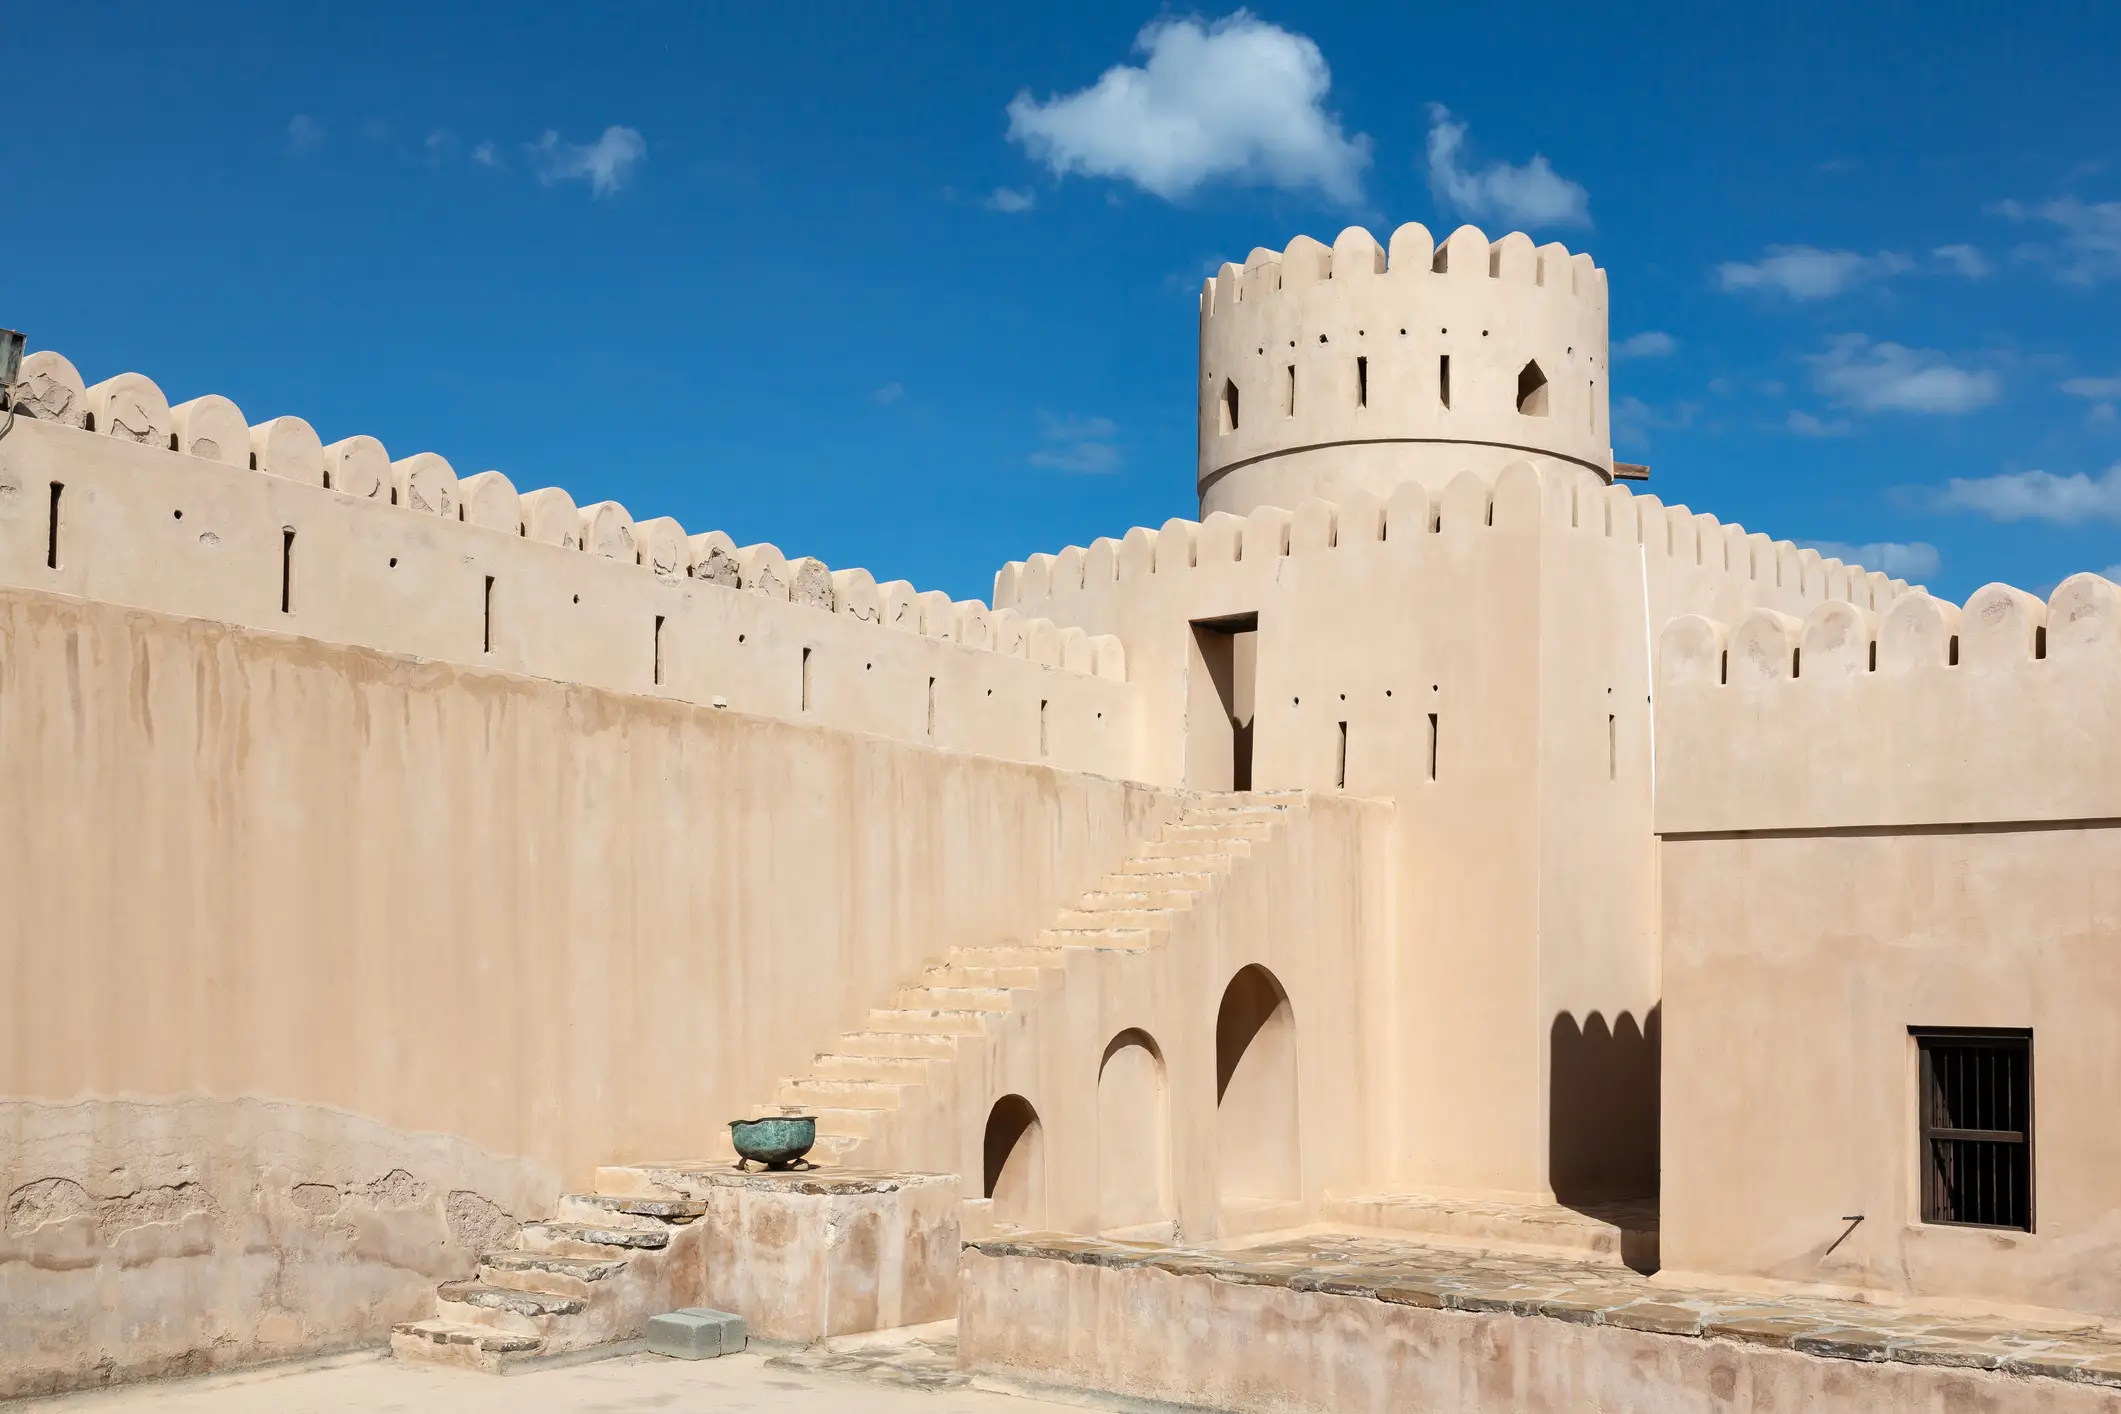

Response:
(1914, 1028), (2032, 1231)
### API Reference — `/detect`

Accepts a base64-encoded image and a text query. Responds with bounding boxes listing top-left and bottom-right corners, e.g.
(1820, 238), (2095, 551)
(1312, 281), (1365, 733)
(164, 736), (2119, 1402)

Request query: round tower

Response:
(1196, 223), (1611, 518)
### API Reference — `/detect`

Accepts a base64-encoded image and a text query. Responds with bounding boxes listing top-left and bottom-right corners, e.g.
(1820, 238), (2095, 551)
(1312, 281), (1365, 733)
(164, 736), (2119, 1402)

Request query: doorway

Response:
(1188, 614), (1258, 791)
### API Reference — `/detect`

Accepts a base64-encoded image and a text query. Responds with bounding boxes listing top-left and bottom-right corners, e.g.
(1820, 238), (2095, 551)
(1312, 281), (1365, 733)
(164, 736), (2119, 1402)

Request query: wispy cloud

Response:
(871, 382), (905, 406)
(1613, 331), (1675, 359)
(1809, 334), (1999, 415)
(1613, 395), (1695, 448)
(1933, 243), (1990, 278)
(287, 114), (324, 153)
(1804, 539), (1941, 581)
(1938, 463), (2121, 525)
(472, 140), (501, 169)
(1006, 12), (1369, 203)
(1029, 413), (1122, 474)
(1716, 245), (1912, 300)
(1787, 409), (1852, 438)
(1425, 104), (1589, 229)
(986, 186), (1036, 213)
(1995, 196), (2121, 283)
(2062, 373), (2121, 400)
(528, 125), (646, 197)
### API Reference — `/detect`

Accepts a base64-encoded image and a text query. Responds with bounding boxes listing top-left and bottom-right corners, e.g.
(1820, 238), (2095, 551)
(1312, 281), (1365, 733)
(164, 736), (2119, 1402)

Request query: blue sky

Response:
(10, 3), (2119, 601)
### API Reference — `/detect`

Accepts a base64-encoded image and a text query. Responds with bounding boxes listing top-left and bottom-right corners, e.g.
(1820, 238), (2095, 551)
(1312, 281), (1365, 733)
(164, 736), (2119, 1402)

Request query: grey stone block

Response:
(646, 1307), (747, 1359)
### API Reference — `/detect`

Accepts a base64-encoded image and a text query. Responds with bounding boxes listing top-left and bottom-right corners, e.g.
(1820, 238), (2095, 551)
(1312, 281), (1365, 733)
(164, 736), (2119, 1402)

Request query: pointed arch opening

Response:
(1215, 965), (1300, 1207)
(983, 1093), (1046, 1230)
(1517, 360), (1551, 416)
(1098, 1028), (1174, 1237)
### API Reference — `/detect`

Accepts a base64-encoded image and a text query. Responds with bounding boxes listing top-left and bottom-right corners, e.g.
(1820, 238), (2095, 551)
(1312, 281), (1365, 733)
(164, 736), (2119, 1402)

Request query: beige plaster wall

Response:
(1655, 578), (2121, 1319)
(0, 587), (1167, 1390)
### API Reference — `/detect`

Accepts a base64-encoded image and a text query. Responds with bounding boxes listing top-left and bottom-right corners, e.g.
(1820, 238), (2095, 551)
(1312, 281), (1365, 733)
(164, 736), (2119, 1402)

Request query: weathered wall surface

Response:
(960, 1249), (2116, 1413)
(0, 587), (1166, 1394)
(1655, 579), (2121, 1319)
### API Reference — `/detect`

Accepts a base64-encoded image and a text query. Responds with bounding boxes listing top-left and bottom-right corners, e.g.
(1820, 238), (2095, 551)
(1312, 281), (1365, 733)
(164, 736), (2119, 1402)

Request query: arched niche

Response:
(1098, 1028), (1174, 1236)
(983, 1093), (1045, 1230)
(1215, 965), (1300, 1204)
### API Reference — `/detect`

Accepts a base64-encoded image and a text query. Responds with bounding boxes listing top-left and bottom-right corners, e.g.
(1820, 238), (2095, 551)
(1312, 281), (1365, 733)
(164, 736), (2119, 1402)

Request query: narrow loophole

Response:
(1949, 634), (1960, 666)
(653, 615), (665, 686)
(1439, 355), (1452, 409)
(1608, 713), (1617, 781)
(280, 528), (295, 613)
(927, 676), (937, 738)
(1336, 721), (1348, 789)
(1356, 356), (1368, 408)
(2035, 626), (2047, 660)
(46, 482), (63, 569)
(483, 576), (495, 653)
(801, 646), (813, 711)
(1285, 364), (1296, 416)
(1427, 713), (1439, 781)
(1039, 699), (1050, 758)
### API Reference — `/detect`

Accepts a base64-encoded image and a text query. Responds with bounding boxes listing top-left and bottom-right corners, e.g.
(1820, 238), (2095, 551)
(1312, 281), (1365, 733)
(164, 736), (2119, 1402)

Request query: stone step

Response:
(837, 1028), (961, 1059)
(810, 1051), (939, 1083)
(920, 962), (1055, 989)
(1052, 908), (1171, 931)
(1160, 821), (1277, 842)
(891, 984), (1022, 1013)
(775, 1076), (910, 1110)
(1036, 926), (1160, 950)
(1137, 837), (1252, 861)
(392, 1320), (543, 1373)
(479, 1251), (632, 1298)
(1092, 871), (1217, 894)
(865, 1007), (995, 1037)
(517, 1221), (672, 1258)
(796, 1105), (888, 1140)
(947, 944), (1069, 969)
(437, 1280), (586, 1335)
(557, 1192), (706, 1223)
(1076, 888), (1204, 910)
(1116, 854), (1233, 878)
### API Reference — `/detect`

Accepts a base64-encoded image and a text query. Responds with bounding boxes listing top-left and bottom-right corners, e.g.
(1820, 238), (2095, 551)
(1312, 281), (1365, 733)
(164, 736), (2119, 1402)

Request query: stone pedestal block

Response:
(645, 1307), (746, 1359)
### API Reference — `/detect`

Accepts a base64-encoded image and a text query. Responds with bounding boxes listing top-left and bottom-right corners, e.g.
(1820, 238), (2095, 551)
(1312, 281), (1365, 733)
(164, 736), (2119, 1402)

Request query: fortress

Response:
(4, 222), (2119, 1410)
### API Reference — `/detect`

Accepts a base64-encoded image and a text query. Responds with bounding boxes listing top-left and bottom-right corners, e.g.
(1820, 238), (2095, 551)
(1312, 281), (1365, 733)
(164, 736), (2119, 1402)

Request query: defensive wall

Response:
(1, 351), (1138, 778)
(1655, 577), (2121, 1320)
(1196, 223), (1611, 517)
(997, 460), (1908, 1208)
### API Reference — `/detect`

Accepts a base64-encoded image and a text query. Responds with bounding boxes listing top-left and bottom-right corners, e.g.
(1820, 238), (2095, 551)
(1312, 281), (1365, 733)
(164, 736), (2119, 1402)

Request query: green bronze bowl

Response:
(729, 1116), (817, 1170)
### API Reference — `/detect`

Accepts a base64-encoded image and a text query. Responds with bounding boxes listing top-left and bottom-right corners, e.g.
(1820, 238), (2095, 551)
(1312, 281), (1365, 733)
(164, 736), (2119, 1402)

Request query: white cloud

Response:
(287, 114), (323, 152)
(1809, 334), (1999, 415)
(1613, 331), (1675, 359)
(986, 187), (1036, 213)
(871, 382), (904, 406)
(1005, 12), (1369, 203)
(1425, 105), (1589, 229)
(1995, 196), (2121, 283)
(528, 126), (646, 197)
(472, 140), (501, 169)
(1804, 539), (1942, 582)
(1787, 410), (1852, 438)
(1939, 463), (2121, 524)
(1029, 414), (1122, 475)
(1933, 243), (1990, 278)
(1716, 245), (1912, 300)
(2062, 374), (2121, 399)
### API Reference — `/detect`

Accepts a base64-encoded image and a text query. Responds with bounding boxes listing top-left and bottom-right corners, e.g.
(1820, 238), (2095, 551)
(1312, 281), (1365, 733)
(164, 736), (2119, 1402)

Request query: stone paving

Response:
(968, 1229), (2121, 1390)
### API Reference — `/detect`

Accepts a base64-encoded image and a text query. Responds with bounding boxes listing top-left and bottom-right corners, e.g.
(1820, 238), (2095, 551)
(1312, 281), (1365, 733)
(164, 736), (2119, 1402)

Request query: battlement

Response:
(1656, 574), (2121, 833)
(1, 350), (1132, 773)
(1195, 225), (1612, 519)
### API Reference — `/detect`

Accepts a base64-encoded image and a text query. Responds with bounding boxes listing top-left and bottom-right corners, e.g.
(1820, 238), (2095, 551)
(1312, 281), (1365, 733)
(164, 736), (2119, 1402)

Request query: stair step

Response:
(1037, 926), (1161, 949)
(518, 1221), (672, 1255)
(481, 1251), (631, 1282)
(811, 1051), (938, 1082)
(775, 1076), (910, 1109)
(921, 962), (1053, 988)
(892, 984), (1021, 1013)
(1052, 908), (1170, 930)
(1117, 855), (1233, 878)
(1077, 889), (1203, 910)
(1138, 837), (1251, 860)
(437, 1281), (585, 1319)
(948, 944), (1069, 968)
(393, 1319), (543, 1356)
(837, 1028), (962, 1059)
(560, 1193), (706, 1222)
(1161, 821), (1276, 841)
(866, 1007), (994, 1036)
(754, 1104), (886, 1139)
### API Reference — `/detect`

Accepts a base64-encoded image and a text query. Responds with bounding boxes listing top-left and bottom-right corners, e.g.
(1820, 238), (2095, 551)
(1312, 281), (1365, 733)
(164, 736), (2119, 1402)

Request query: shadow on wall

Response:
(1098, 1028), (1174, 1237)
(1216, 965), (1299, 1204)
(1548, 1006), (1660, 1206)
(984, 1094), (1045, 1230)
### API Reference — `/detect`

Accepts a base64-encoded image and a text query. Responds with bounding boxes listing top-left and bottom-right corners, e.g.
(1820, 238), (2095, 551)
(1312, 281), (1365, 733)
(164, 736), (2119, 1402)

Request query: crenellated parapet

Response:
(0, 350), (1130, 773)
(1657, 574), (2121, 833)
(1196, 224), (1611, 519)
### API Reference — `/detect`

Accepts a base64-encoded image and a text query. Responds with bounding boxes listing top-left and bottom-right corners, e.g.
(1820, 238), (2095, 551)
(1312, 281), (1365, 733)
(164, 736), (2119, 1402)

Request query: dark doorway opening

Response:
(1188, 614), (1258, 790)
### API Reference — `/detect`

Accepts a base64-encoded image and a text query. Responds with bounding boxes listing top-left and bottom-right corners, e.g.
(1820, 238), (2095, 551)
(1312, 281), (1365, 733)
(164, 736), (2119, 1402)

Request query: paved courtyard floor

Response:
(22, 1325), (1085, 1414)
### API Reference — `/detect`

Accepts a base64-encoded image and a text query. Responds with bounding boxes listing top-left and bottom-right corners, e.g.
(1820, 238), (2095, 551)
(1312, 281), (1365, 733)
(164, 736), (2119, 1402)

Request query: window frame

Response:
(1911, 1026), (2034, 1233)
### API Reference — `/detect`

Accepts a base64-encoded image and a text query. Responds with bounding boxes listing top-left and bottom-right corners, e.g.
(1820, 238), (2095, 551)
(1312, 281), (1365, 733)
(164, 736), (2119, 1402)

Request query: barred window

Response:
(1914, 1028), (2032, 1231)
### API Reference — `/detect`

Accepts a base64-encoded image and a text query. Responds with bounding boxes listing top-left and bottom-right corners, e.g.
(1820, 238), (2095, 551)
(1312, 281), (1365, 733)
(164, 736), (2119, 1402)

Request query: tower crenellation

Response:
(1197, 223), (1611, 519)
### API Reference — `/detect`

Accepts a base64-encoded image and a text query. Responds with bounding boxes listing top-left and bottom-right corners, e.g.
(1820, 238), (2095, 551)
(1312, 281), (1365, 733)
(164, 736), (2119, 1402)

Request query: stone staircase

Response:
(745, 792), (1303, 1170)
(391, 1192), (712, 1372)
(391, 792), (1300, 1369)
